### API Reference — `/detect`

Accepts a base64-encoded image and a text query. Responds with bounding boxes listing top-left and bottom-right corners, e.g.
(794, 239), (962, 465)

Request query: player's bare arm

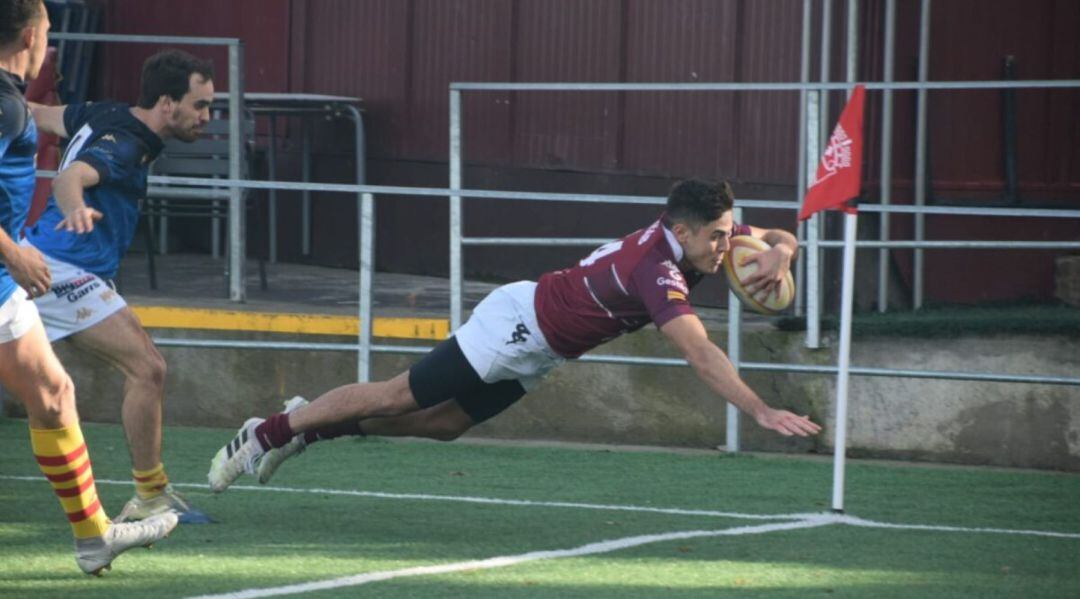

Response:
(27, 101), (67, 137)
(0, 226), (49, 296)
(659, 313), (821, 437)
(52, 160), (102, 233)
(741, 225), (798, 297)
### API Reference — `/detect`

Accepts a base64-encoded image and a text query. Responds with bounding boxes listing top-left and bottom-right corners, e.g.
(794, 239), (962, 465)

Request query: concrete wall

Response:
(3, 324), (1078, 471)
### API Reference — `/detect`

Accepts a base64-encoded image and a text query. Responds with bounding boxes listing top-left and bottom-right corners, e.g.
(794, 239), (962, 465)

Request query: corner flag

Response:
(799, 84), (866, 221)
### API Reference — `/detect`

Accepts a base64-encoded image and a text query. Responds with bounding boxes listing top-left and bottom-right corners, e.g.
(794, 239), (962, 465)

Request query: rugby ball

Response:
(723, 235), (795, 315)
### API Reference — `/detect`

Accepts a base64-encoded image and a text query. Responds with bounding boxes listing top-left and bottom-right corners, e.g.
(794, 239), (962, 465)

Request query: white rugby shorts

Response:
(0, 289), (40, 343)
(20, 240), (127, 342)
(453, 280), (564, 391)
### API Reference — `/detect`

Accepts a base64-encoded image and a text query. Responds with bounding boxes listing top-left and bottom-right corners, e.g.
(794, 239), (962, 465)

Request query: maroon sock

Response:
(254, 413), (295, 450)
(302, 420), (365, 445)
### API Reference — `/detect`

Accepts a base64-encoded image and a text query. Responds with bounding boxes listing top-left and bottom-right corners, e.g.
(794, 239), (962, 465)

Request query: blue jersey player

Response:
(26, 49), (214, 525)
(0, 0), (177, 575)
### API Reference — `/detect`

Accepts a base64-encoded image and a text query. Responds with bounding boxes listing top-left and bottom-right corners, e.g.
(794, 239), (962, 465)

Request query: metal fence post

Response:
(914, 0), (932, 309)
(449, 90), (464, 331)
(227, 41), (245, 303)
(878, 0), (896, 313)
(726, 206), (744, 452)
(358, 193), (375, 382)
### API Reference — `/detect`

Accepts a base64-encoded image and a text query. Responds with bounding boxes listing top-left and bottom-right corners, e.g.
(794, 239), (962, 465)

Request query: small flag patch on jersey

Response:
(667, 290), (686, 302)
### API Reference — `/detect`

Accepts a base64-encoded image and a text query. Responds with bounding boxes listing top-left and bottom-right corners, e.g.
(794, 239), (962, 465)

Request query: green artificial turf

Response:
(0, 418), (1077, 598)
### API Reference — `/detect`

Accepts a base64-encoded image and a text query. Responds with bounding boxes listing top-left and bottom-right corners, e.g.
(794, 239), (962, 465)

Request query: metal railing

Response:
(49, 32), (248, 302)
(43, 38), (1080, 459)
(447, 78), (1080, 451)
(127, 175), (1080, 410)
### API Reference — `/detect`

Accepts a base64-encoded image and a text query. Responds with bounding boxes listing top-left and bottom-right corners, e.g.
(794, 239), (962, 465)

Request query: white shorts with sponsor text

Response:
(453, 280), (565, 391)
(20, 240), (127, 342)
(0, 289), (41, 344)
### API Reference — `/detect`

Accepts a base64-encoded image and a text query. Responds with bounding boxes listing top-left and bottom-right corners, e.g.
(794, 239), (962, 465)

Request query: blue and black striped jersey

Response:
(26, 101), (163, 279)
(0, 68), (37, 305)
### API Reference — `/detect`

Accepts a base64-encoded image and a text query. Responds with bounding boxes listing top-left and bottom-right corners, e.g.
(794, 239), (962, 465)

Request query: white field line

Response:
(3, 474), (1079, 539)
(185, 518), (835, 599)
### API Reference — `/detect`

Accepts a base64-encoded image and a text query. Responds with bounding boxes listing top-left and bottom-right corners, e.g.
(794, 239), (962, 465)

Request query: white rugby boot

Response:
(207, 418), (265, 493)
(257, 396), (310, 484)
(74, 512), (179, 576)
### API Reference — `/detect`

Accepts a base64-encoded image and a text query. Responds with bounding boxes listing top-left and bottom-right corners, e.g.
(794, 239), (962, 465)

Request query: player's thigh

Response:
(68, 306), (163, 377)
(407, 335), (527, 426)
(0, 315), (71, 408)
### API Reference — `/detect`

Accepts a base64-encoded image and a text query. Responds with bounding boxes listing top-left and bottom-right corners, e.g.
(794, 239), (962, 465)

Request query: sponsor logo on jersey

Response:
(667, 290), (686, 302)
(100, 134), (117, 143)
(656, 260), (689, 293)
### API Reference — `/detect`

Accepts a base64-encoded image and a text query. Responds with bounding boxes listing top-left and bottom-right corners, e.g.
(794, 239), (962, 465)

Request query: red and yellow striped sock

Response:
(30, 425), (110, 539)
(133, 463), (168, 499)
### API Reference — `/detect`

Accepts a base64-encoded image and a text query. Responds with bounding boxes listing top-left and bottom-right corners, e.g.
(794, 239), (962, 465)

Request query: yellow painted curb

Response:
(131, 306), (449, 340)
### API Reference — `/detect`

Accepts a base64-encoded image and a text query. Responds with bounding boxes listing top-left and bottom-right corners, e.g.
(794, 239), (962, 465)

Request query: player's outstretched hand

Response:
(6, 244), (51, 298)
(740, 245), (792, 299)
(56, 206), (103, 234)
(755, 407), (821, 437)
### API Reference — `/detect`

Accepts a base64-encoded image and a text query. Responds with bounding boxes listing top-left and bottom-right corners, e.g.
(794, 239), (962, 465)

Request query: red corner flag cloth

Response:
(798, 84), (866, 221)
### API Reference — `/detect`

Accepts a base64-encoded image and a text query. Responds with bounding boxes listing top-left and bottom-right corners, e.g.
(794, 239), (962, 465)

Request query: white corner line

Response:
(185, 517), (836, 599)
(2, 474), (1078, 540)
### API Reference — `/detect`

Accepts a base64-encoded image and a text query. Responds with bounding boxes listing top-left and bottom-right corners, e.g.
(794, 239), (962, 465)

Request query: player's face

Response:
(167, 74), (214, 142)
(679, 210), (734, 275)
(24, 3), (50, 80)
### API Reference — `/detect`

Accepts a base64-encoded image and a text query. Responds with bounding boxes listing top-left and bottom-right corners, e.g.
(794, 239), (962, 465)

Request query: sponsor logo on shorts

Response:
(100, 289), (117, 303)
(52, 275), (102, 303)
(506, 323), (531, 345)
(75, 307), (94, 322)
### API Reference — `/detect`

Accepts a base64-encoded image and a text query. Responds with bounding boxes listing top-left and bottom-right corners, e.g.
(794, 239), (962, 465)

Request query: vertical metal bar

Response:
(845, 0), (858, 85)
(809, 0), (833, 344)
(211, 202), (221, 258)
(726, 206), (744, 452)
(158, 213), (168, 255)
(1002, 56), (1018, 205)
(358, 193), (375, 382)
(449, 90), (464, 331)
(878, 0), (896, 312)
(228, 42), (246, 302)
(914, 0), (931, 309)
(819, 0), (833, 154)
(831, 212), (859, 513)
(343, 105), (367, 186)
(301, 121), (312, 256)
(348, 105), (370, 379)
(268, 114), (278, 263)
(796, 0), (812, 326)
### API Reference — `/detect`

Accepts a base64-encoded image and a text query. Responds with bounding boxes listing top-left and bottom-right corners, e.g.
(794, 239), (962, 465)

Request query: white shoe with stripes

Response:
(207, 418), (265, 493)
(257, 396), (310, 485)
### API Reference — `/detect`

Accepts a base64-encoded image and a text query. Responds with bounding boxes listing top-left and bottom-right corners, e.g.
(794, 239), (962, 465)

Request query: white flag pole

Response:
(831, 210), (858, 512)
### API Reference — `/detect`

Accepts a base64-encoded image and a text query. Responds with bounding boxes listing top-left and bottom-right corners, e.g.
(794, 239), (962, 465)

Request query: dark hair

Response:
(0, 0), (44, 48)
(665, 178), (735, 228)
(136, 49), (214, 109)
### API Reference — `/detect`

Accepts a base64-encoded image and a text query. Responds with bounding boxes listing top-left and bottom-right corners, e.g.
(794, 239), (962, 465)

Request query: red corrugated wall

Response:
(96, 0), (1078, 306)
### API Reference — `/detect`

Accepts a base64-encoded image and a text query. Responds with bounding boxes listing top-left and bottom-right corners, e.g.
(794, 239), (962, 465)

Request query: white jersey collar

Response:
(662, 225), (684, 262)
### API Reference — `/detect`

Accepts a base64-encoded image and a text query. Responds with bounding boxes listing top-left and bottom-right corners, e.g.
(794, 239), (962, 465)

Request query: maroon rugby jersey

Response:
(535, 218), (752, 358)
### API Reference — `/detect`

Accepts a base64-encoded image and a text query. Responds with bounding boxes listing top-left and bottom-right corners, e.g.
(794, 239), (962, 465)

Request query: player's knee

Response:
(36, 372), (75, 417)
(131, 350), (167, 391)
